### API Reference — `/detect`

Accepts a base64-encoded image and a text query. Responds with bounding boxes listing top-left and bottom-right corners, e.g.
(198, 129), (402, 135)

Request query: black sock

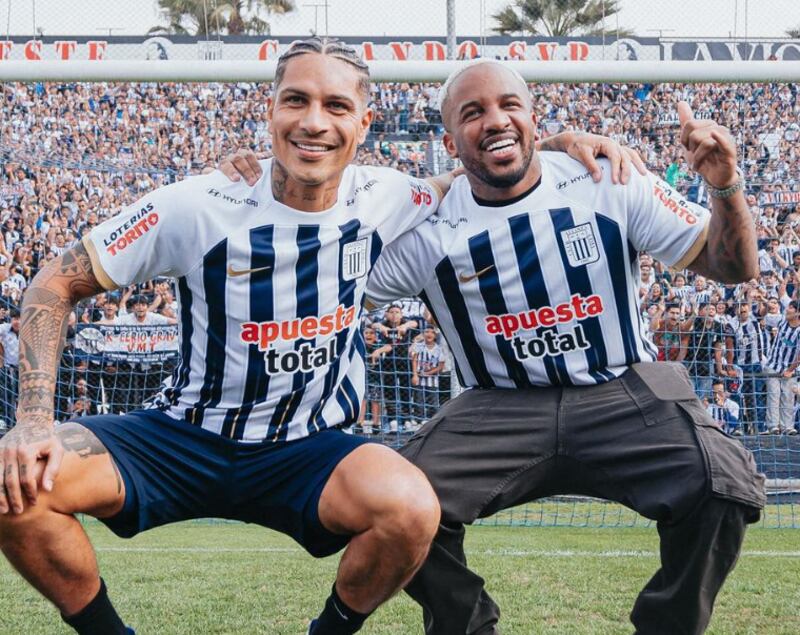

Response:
(62, 578), (127, 635)
(311, 583), (371, 635)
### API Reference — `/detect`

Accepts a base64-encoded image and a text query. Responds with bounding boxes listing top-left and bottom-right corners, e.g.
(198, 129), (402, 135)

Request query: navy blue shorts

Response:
(74, 410), (373, 557)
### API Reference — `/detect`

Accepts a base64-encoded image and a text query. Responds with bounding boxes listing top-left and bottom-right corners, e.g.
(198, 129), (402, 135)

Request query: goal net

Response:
(1, 0), (799, 528)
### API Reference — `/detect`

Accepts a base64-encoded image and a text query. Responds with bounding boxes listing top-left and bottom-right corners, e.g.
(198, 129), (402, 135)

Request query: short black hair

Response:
(274, 37), (370, 102)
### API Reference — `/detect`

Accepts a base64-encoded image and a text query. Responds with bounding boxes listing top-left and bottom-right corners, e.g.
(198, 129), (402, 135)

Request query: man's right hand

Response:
(218, 149), (268, 186)
(0, 420), (63, 514)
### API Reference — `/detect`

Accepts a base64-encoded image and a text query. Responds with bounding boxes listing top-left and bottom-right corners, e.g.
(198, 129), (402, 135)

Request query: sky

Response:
(0, 0), (798, 39)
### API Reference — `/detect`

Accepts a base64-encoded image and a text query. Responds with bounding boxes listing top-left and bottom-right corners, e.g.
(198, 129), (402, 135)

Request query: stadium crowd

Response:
(1, 78), (800, 436)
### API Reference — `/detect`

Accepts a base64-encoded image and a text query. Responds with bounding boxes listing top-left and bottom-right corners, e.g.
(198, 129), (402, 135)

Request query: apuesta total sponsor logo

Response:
(103, 203), (158, 256)
(484, 293), (604, 360)
(240, 304), (357, 375)
(206, 187), (259, 208)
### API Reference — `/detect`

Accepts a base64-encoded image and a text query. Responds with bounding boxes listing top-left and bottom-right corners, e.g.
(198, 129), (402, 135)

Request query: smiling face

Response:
(268, 53), (372, 199)
(441, 63), (538, 200)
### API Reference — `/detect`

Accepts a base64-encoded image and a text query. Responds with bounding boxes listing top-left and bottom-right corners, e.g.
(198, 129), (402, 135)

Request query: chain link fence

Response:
(1, 0), (799, 525)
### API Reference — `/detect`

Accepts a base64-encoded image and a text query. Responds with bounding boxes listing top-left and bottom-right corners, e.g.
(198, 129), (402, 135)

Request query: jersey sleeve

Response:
(367, 227), (436, 307)
(626, 170), (711, 269)
(375, 171), (440, 245)
(83, 178), (201, 289)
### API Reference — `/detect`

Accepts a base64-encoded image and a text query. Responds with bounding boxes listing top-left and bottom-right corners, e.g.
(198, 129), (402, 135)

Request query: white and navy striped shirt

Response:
(707, 398), (740, 428)
(729, 316), (768, 366)
(367, 153), (710, 387)
(85, 159), (438, 441)
(411, 341), (444, 388)
(765, 318), (800, 374)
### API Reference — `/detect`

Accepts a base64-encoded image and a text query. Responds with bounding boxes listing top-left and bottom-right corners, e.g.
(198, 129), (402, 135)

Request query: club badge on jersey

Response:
(560, 223), (600, 267)
(342, 238), (368, 280)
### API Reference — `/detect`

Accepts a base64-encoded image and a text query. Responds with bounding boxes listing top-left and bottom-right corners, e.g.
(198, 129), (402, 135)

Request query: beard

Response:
(460, 139), (534, 189)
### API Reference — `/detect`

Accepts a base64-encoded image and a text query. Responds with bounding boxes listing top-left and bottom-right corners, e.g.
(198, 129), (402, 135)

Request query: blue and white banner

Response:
(75, 323), (179, 364)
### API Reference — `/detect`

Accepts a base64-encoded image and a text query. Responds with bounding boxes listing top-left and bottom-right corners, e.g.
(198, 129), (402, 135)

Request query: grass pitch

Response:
(0, 521), (798, 634)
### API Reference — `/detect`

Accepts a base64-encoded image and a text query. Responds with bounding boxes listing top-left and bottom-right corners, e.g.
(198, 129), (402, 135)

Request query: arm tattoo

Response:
(692, 194), (758, 283)
(17, 243), (105, 426)
(537, 131), (585, 153)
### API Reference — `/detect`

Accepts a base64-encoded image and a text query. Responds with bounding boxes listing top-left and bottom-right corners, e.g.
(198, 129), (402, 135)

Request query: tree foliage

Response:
(150, 0), (296, 36)
(493, 0), (631, 37)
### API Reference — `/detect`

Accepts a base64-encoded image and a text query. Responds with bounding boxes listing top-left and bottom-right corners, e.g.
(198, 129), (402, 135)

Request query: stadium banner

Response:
(0, 35), (799, 62)
(759, 191), (800, 206)
(75, 323), (179, 364)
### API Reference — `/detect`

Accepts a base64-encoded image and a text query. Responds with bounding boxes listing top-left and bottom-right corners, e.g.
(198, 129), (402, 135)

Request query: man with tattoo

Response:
(0, 39), (646, 635)
(0, 37), (446, 635)
(359, 61), (766, 634)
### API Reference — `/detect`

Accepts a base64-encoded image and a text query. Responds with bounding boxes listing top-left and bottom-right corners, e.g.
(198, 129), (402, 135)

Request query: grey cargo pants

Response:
(401, 363), (766, 635)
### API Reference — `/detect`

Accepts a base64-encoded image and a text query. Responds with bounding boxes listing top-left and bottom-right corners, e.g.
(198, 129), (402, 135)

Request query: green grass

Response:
(1, 522), (799, 634)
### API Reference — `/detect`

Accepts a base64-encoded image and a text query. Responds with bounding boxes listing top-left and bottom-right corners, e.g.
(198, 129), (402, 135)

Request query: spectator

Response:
(95, 300), (120, 325)
(359, 326), (391, 435)
(682, 303), (726, 399)
(373, 302), (418, 432)
(730, 302), (768, 432)
(116, 292), (176, 326)
(0, 308), (20, 426)
(706, 379), (742, 435)
(652, 302), (688, 362)
(764, 300), (800, 434)
(410, 326), (445, 425)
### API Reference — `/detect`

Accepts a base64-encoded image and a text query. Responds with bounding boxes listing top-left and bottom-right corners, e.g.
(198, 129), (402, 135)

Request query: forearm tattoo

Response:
(537, 131), (585, 153)
(703, 195), (758, 283)
(17, 243), (104, 425)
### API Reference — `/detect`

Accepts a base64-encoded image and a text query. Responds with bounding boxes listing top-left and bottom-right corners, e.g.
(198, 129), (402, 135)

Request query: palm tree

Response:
(150, 0), (296, 36)
(493, 0), (631, 37)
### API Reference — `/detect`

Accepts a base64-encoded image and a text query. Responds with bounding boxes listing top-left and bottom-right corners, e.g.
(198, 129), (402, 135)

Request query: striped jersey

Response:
(367, 153), (710, 387)
(706, 398), (740, 428)
(84, 159), (438, 441)
(764, 318), (800, 374)
(411, 341), (445, 388)
(729, 316), (768, 366)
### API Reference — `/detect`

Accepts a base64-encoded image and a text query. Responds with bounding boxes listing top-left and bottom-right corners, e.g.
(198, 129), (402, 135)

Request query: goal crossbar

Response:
(0, 60), (799, 83)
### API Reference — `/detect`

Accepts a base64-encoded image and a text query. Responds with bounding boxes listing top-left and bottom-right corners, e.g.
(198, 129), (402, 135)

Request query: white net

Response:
(0, 1), (798, 526)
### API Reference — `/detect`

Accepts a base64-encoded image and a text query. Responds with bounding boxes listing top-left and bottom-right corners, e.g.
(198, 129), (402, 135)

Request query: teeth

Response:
(296, 143), (330, 152)
(486, 139), (516, 151)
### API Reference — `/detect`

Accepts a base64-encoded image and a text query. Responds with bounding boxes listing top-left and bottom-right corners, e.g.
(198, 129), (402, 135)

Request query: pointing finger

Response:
(677, 101), (694, 128)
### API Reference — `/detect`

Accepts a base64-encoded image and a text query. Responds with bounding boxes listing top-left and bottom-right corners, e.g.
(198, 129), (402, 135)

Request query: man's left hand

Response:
(561, 133), (647, 185)
(677, 101), (738, 189)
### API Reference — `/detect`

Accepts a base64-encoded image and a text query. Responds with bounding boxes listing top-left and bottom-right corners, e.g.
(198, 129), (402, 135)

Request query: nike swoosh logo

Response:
(227, 264), (273, 277)
(458, 264), (495, 283)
